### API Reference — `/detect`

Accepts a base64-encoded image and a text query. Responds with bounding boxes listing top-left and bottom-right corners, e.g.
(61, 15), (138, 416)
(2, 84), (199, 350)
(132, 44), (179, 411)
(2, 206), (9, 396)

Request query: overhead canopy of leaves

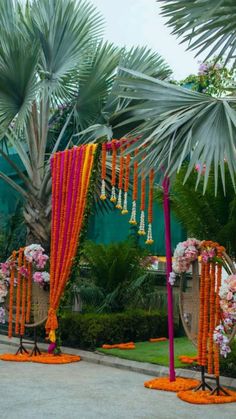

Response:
(158, 0), (236, 68)
(116, 68), (236, 192)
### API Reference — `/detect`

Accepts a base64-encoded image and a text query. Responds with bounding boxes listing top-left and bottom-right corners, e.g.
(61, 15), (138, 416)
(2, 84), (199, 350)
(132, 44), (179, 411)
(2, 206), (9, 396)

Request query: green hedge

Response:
(60, 310), (174, 350)
(220, 340), (236, 378)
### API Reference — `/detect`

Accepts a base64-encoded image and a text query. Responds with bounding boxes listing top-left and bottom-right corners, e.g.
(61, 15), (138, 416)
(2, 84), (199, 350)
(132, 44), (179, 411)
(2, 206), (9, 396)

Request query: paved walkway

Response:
(0, 343), (236, 419)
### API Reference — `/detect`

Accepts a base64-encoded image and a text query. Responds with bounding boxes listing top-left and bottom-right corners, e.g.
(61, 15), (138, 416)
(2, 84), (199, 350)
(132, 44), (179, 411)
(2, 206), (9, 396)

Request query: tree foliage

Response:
(159, 0), (236, 69)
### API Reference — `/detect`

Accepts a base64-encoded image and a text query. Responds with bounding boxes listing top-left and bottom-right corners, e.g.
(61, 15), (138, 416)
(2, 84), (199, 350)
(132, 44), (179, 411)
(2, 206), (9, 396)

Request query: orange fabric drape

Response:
(45, 144), (97, 335)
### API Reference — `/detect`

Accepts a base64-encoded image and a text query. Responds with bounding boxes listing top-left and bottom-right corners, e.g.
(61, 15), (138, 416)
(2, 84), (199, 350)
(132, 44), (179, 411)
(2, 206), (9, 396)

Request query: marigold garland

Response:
(116, 142), (125, 210)
(201, 262), (210, 366)
(198, 262), (205, 365)
(149, 337), (168, 342)
(26, 261), (32, 323)
(0, 353), (81, 364)
(20, 256), (27, 336)
(214, 263), (222, 377)
(121, 154), (131, 214)
(15, 248), (23, 335)
(102, 342), (135, 350)
(8, 251), (16, 338)
(129, 150), (138, 225)
(110, 140), (117, 203)
(146, 169), (154, 244)
(138, 171), (146, 235)
(208, 262), (216, 374)
(144, 377), (200, 392)
(100, 143), (107, 200)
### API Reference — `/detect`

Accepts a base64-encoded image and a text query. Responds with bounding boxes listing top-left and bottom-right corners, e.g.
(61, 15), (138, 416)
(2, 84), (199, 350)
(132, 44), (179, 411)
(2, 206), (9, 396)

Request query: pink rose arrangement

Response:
(24, 244), (48, 268)
(172, 238), (201, 275)
(214, 274), (236, 357)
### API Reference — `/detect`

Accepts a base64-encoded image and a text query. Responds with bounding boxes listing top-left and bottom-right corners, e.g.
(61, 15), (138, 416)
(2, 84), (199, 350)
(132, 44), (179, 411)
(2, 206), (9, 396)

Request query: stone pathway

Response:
(0, 342), (236, 419)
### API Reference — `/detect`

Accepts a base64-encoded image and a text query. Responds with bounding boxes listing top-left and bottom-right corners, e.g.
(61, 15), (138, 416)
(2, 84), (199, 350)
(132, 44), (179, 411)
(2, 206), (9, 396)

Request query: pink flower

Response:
(19, 266), (29, 278)
(227, 291), (233, 301)
(33, 272), (43, 284)
(0, 262), (10, 275)
(35, 254), (48, 269)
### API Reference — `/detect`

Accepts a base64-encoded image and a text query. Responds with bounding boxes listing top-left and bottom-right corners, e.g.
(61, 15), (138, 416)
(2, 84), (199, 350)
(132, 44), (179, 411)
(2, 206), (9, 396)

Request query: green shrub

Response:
(60, 309), (176, 350)
(220, 340), (236, 378)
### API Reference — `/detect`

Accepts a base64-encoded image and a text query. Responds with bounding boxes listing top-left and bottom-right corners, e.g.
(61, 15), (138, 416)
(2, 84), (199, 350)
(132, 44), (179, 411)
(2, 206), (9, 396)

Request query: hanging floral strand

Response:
(100, 143), (107, 200)
(122, 153), (131, 214)
(116, 141), (125, 210)
(8, 251), (16, 338)
(20, 256), (27, 336)
(214, 263), (222, 377)
(138, 169), (146, 235)
(146, 169), (154, 244)
(208, 262), (215, 374)
(129, 150), (138, 225)
(110, 140), (117, 203)
(26, 261), (32, 324)
(15, 249), (23, 335)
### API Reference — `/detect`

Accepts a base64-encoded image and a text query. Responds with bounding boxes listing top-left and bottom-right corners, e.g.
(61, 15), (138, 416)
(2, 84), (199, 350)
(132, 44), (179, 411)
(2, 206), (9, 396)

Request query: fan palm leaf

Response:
(116, 68), (236, 192)
(158, 0), (236, 68)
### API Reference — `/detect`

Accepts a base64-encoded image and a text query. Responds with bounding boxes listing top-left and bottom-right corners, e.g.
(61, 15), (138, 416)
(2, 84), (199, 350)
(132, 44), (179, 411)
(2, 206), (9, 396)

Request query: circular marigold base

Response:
(0, 353), (81, 364)
(177, 389), (236, 404)
(144, 377), (200, 392)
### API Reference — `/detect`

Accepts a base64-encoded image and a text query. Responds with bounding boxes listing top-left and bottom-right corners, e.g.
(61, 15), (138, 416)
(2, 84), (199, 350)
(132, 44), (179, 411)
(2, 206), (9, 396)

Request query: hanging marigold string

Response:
(138, 168), (146, 236)
(110, 140), (117, 203)
(129, 150), (138, 225)
(201, 261), (210, 367)
(20, 256), (27, 336)
(100, 143), (107, 200)
(121, 153), (131, 214)
(146, 169), (154, 245)
(214, 262), (222, 377)
(15, 248), (23, 335)
(198, 262), (205, 366)
(208, 262), (216, 374)
(116, 140), (125, 210)
(26, 261), (32, 324)
(8, 251), (16, 338)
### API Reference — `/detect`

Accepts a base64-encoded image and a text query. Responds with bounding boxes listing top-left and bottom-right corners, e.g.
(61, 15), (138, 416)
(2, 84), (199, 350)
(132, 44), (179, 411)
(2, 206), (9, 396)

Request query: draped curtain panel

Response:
(46, 144), (97, 337)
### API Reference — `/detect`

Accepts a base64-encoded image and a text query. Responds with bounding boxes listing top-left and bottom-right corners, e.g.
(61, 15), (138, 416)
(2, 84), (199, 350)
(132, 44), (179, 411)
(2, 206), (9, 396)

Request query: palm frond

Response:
(0, 30), (39, 130)
(29, 0), (104, 100)
(74, 41), (120, 130)
(116, 68), (236, 191)
(159, 0), (236, 68)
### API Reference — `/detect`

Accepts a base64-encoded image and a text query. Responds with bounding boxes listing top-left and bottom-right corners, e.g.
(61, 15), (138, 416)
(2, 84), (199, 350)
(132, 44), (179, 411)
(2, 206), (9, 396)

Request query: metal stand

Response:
(194, 366), (230, 395)
(15, 335), (29, 355)
(210, 376), (230, 396)
(30, 327), (41, 356)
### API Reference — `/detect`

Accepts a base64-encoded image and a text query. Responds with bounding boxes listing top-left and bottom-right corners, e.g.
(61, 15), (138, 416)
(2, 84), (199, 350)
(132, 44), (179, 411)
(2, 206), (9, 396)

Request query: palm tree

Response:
(0, 0), (171, 249)
(159, 0), (236, 69)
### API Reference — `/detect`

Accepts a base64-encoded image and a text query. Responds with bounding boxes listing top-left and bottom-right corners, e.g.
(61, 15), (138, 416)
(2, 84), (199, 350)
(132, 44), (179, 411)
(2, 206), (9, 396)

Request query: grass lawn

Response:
(97, 337), (197, 368)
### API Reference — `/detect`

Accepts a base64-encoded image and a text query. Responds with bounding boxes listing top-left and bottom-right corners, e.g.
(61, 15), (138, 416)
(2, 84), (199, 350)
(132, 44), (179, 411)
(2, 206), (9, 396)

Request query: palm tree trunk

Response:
(23, 199), (51, 251)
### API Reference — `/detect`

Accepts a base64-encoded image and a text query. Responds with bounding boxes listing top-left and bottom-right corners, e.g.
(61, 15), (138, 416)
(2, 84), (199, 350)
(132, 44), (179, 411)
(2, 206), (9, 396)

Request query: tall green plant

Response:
(76, 240), (148, 312)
